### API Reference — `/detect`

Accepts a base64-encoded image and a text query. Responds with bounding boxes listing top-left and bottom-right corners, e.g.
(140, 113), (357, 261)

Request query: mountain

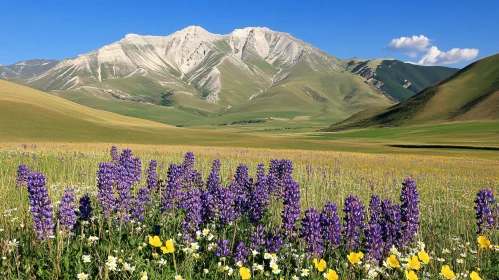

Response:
(7, 26), (457, 127)
(325, 53), (499, 131)
(0, 59), (58, 78)
(347, 59), (458, 101)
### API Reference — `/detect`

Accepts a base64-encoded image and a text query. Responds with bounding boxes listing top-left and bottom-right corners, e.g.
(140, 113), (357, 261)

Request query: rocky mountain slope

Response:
(2, 26), (458, 127)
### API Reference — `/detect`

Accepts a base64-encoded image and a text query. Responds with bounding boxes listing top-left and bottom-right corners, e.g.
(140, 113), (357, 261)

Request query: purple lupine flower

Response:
(201, 159), (221, 223)
(181, 188), (203, 240)
(96, 162), (116, 217)
(281, 176), (301, 240)
(16, 164), (30, 188)
(58, 188), (77, 234)
(115, 166), (133, 222)
(27, 173), (54, 240)
(267, 159), (280, 198)
(78, 193), (93, 221)
(400, 178), (419, 247)
(475, 189), (496, 234)
(182, 151), (195, 185)
(368, 195), (383, 224)
(247, 164), (270, 225)
(342, 195), (366, 251)
(206, 159), (221, 194)
(365, 195), (384, 262)
(234, 242), (249, 265)
(364, 223), (384, 263)
(232, 164), (250, 217)
(266, 228), (284, 254)
(146, 160), (158, 191)
(110, 146), (119, 163)
(215, 239), (231, 257)
(300, 207), (324, 256)
(250, 225), (266, 251)
(217, 187), (237, 226)
(381, 199), (402, 253)
(320, 201), (341, 249)
(161, 164), (183, 212)
(130, 188), (151, 221)
(119, 149), (141, 184)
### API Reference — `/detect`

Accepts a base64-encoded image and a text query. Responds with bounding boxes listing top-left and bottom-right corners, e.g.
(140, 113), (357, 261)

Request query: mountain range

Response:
(325, 53), (499, 131)
(2, 26), (458, 127)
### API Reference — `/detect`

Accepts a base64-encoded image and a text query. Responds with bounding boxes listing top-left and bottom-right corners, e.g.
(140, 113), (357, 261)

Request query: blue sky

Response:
(1, 0), (498, 67)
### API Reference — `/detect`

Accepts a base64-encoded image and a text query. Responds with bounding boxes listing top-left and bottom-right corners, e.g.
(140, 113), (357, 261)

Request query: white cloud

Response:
(416, 46), (479, 66)
(388, 35), (430, 52)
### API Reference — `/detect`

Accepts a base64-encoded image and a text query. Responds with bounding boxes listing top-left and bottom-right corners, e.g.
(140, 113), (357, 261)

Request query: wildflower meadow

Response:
(0, 143), (498, 279)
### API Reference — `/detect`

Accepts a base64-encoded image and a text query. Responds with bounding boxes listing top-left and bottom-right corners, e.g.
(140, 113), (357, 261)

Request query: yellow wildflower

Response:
(313, 258), (327, 272)
(386, 254), (400, 268)
(347, 252), (363, 264)
(407, 256), (421, 270)
(239, 267), (251, 280)
(470, 271), (482, 280)
(441, 265), (455, 279)
(477, 236), (490, 249)
(161, 239), (175, 254)
(417, 251), (430, 264)
(405, 270), (418, 280)
(148, 236), (162, 247)
(324, 269), (339, 280)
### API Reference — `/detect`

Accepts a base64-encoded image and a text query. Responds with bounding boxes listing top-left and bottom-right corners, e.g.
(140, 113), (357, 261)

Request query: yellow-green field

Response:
(1, 142), (498, 279)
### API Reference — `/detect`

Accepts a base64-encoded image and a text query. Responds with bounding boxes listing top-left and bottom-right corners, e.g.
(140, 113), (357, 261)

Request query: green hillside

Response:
(350, 59), (458, 101)
(326, 53), (499, 131)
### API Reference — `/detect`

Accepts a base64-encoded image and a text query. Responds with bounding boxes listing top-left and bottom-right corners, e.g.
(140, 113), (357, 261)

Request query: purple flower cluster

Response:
(250, 225), (266, 251)
(97, 162), (116, 216)
(381, 199), (402, 253)
(281, 176), (301, 240)
(342, 195), (366, 251)
(247, 164), (270, 225)
(27, 173), (54, 240)
(161, 163), (184, 212)
(78, 193), (93, 221)
(234, 242), (249, 265)
(146, 160), (158, 191)
(58, 188), (77, 235)
(266, 228), (284, 254)
(16, 164), (30, 188)
(130, 188), (151, 221)
(181, 188), (203, 240)
(400, 178), (419, 247)
(215, 239), (231, 257)
(110, 145), (119, 163)
(320, 201), (341, 249)
(365, 195), (384, 262)
(118, 149), (142, 184)
(217, 187), (237, 226)
(475, 189), (496, 234)
(300, 207), (324, 256)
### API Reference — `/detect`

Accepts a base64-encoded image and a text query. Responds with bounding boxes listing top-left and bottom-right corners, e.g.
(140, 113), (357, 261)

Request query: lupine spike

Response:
(16, 164), (30, 188)
(320, 200), (341, 249)
(58, 188), (77, 235)
(475, 189), (496, 234)
(400, 178), (420, 247)
(27, 172), (54, 241)
(342, 195), (366, 251)
(300, 207), (324, 256)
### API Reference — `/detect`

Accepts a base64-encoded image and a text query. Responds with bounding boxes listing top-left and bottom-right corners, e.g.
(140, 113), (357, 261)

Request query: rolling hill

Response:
(2, 26), (457, 128)
(325, 53), (499, 131)
(0, 79), (349, 150)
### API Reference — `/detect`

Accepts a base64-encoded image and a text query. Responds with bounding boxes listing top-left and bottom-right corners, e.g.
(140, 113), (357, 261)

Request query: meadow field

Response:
(0, 142), (498, 279)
